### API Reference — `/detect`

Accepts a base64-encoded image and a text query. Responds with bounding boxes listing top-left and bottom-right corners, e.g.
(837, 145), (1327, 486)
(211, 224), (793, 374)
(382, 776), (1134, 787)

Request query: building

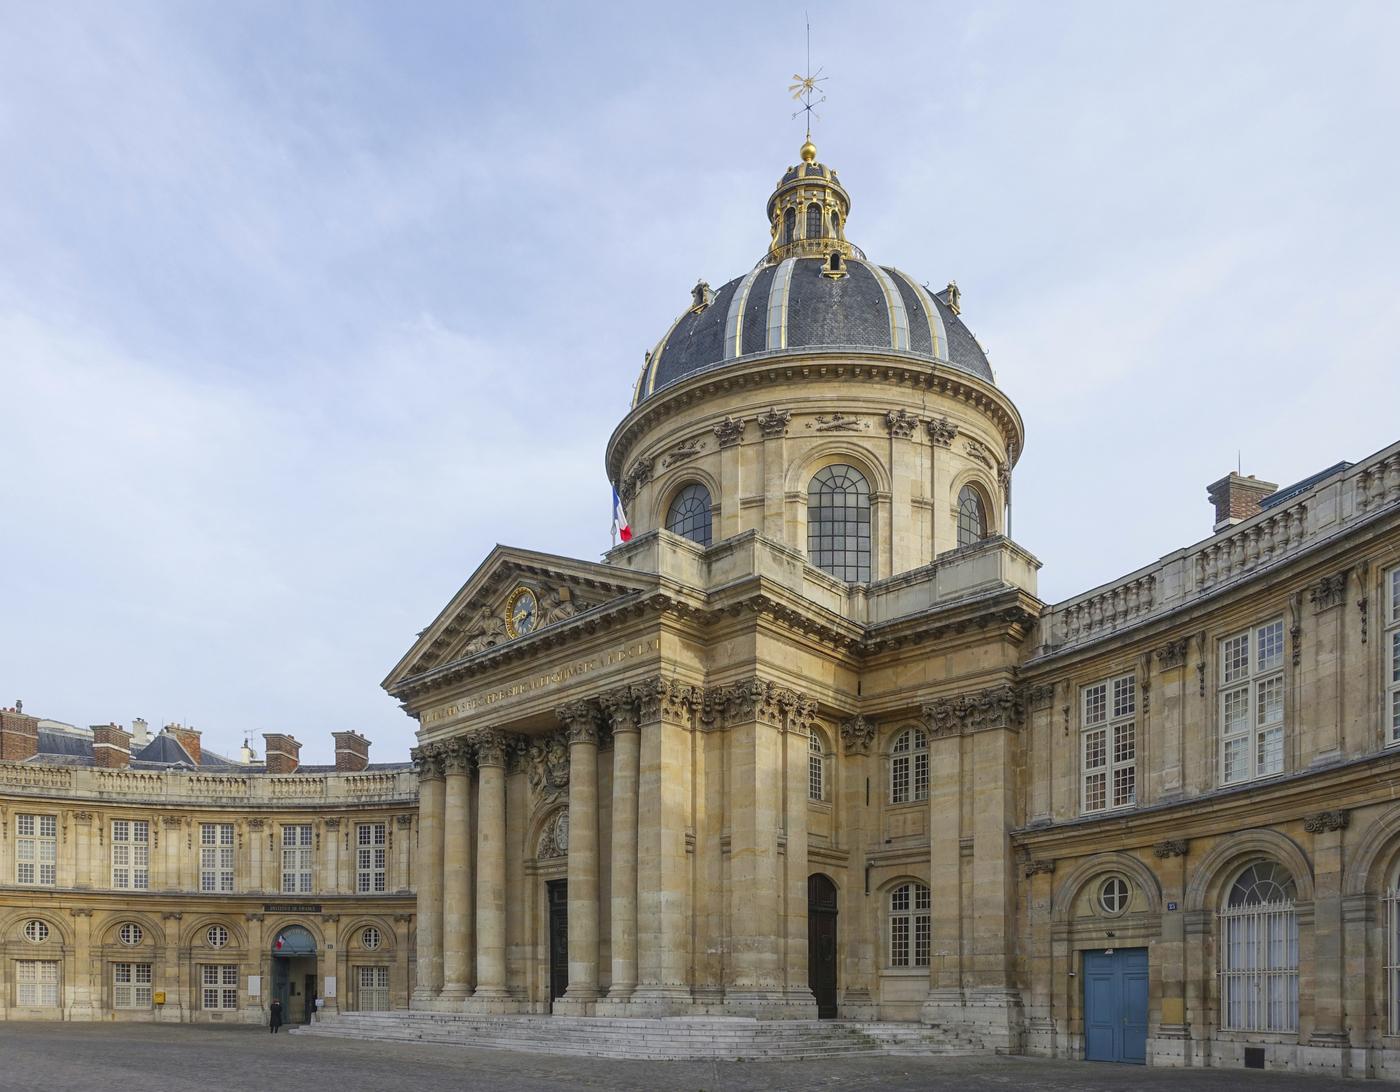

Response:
(386, 138), (1400, 1079)
(0, 713), (416, 1023)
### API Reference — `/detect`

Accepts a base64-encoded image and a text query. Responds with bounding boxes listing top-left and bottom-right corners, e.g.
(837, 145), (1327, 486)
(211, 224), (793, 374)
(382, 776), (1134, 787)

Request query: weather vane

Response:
(788, 17), (827, 140)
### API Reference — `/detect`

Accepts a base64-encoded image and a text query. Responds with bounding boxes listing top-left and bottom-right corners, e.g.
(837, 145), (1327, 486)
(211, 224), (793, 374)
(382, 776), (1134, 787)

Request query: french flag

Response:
(274, 933), (286, 951)
(611, 487), (632, 545)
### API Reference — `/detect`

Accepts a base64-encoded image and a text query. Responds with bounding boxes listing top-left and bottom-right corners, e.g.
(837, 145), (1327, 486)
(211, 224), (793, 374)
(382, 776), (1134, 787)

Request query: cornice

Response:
(605, 349), (1025, 483)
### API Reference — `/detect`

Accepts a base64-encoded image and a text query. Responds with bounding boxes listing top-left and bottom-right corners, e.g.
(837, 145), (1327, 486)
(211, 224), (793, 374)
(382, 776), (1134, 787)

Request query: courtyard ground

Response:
(0, 1021), (1367, 1092)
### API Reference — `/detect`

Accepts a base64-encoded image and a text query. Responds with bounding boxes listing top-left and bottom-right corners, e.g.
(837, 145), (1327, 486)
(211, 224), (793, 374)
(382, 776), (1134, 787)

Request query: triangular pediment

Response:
(381, 545), (658, 692)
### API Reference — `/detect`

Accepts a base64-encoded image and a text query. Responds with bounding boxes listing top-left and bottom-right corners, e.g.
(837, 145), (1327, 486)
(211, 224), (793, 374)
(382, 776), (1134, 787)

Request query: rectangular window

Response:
(1081, 674), (1136, 814)
(356, 965), (390, 1011)
(111, 819), (150, 890)
(16, 960), (59, 1007)
(356, 823), (387, 894)
(888, 883), (931, 968)
(1387, 567), (1400, 745)
(199, 823), (235, 893)
(200, 964), (238, 1010)
(281, 824), (314, 894)
(113, 962), (153, 1008)
(16, 813), (57, 886)
(1219, 619), (1286, 784)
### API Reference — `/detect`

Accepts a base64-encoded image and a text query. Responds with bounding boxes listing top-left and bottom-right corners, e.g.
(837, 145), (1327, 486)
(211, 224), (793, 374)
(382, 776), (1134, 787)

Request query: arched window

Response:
(888, 882), (931, 967)
(889, 727), (928, 804)
(808, 729), (826, 802)
(831, 210), (841, 238)
(808, 464), (871, 582)
(806, 202), (823, 239)
(782, 207), (796, 246)
(1220, 861), (1298, 1031)
(957, 484), (987, 547)
(665, 483), (713, 547)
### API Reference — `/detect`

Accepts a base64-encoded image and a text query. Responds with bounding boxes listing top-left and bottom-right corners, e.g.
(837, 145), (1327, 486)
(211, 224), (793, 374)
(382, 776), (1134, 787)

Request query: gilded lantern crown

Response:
(766, 140), (856, 264)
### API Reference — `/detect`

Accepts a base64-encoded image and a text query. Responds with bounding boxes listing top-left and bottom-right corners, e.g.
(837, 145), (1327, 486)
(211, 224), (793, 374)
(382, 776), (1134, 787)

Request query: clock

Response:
(504, 586), (539, 639)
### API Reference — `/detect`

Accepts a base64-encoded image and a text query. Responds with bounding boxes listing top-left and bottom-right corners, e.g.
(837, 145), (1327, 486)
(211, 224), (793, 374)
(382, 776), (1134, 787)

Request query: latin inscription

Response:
(421, 638), (660, 725)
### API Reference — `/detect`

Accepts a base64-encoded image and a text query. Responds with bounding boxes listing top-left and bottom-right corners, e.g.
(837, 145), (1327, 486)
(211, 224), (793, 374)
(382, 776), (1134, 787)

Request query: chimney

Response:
(332, 730), (370, 772)
(1206, 472), (1278, 533)
(92, 723), (133, 769)
(130, 717), (150, 748)
(0, 707), (39, 762)
(262, 733), (301, 775)
(165, 723), (202, 765)
(239, 737), (256, 765)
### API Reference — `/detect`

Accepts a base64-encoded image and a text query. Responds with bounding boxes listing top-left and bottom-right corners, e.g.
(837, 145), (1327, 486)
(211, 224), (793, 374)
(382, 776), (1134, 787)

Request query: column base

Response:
(552, 987), (599, 1016)
(623, 984), (694, 1016)
(410, 987), (440, 1010)
(465, 989), (525, 1014)
(434, 985), (471, 1009)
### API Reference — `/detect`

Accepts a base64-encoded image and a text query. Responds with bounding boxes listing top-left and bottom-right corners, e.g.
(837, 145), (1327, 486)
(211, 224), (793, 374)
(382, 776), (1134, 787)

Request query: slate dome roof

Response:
(631, 143), (993, 407)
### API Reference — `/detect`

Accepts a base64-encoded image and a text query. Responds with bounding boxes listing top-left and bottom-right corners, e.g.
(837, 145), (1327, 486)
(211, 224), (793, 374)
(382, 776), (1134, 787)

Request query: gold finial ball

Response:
(799, 139), (818, 163)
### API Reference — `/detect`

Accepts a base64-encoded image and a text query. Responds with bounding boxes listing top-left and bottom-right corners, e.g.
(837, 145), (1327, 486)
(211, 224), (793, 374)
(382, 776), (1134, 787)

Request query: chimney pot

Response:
(1207, 472), (1278, 532)
(262, 733), (302, 775)
(332, 730), (371, 772)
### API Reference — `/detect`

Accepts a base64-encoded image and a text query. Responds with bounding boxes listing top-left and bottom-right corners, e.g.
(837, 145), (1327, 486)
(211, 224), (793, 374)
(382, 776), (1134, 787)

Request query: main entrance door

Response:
(270, 925), (318, 1024)
(808, 874), (838, 1019)
(1083, 947), (1148, 1064)
(547, 879), (568, 1009)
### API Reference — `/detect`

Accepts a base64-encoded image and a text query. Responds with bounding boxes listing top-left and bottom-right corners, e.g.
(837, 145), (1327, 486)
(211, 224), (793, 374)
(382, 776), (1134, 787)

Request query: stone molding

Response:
(1304, 809), (1349, 834)
(755, 407), (792, 437)
(712, 416), (746, 447)
(1310, 571), (1349, 613)
(922, 684), (1023, 738)
(1155, 638), (1189, 670)
(1153, 839), (1189, 859)
(840, 714), (876, 755)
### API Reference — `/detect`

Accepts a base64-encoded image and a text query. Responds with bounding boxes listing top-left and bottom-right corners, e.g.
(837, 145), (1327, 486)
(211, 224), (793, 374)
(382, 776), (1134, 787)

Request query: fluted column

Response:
(410, 745), (445, 1006)
(602, 687), (641, 1004)
(439, 739), (475, 1003)
(471, 731), (513, 1007)
(556, 701), (601, 1013)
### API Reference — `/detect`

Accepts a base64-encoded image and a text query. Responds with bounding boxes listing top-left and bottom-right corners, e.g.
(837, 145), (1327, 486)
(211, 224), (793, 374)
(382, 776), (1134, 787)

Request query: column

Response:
(247, 819), (266, 893)
(1022, 860), (1056, 1055)
(394, 814), (413, 893)
(632, 677), (695, 1012)
(66, 908), (96, 1020)
(162, 816), (184, 891)
(323, 818), (342, 895)
(73, 810), (93, 889)
(602, 689), (641, 1003)
(439, 739), (475, 1003)
(158, 912), (184, 1022)
(471, 731), (513, 1007)
(1304, 811), (1350, 1072)
(724, 678), (786, 1012)
(922, 719), (965, 1023)
(410, 745), (445, 1006)
(782, 695), (816, 1013)
(557, 701), (601, 1013)
(838, 715), (879, 1019)
(1153, 841), (1191, 1066)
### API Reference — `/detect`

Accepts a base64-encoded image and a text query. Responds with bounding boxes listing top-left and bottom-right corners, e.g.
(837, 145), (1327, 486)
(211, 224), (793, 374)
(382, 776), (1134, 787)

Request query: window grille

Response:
(888, 882), (931, 967)
(199, 823), (235, 893)
(1219, 620), (1286, 783)
(111, 819), (149, 890)
(281, 824), (314, 894)
(889, 727), (928, 804)
(118, 922), (143, 946)
(16, 813), (57, 885)
(113, 962), (152, 1008)
(16, 960), (59, 1007)
(206, 924), (229, 949)
(357, 965), (390, 1011)
(808, 464), (871, 582)
(665, 484), (713, 547)
(1081, 674), (1137, 813)
(1219, 862), (1298, 1032)
(357, 823), (387, 893)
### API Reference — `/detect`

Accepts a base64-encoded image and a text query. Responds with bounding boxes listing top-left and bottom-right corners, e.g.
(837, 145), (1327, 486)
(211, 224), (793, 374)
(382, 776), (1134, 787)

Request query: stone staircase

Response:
(294, 1011), (977, 1060)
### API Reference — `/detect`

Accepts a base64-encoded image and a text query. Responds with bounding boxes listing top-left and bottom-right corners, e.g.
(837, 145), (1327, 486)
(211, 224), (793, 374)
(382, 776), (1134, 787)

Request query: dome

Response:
(632, 142), (993, 407)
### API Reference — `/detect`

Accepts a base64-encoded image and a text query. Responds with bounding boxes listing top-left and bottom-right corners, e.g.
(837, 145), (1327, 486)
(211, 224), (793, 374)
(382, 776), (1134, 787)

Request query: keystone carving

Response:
(922, 684), (1023, 738)
(840, 714), (877, 756)
(884, 408), (918, 438)
(755, 407), (792, 437)
(1156, 638), (1189, 670)
(1153, 839), (1189, 859)
(1310, 571), (1349, 613)
(712, 416), (747, 447)
(926, 416), (959, 447)
(1304, 810), (1349, 834)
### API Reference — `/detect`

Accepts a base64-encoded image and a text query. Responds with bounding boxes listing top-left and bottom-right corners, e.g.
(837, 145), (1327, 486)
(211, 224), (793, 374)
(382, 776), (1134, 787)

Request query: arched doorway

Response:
(808, 874), (838, 1018)
(270, 924), (318, 1024)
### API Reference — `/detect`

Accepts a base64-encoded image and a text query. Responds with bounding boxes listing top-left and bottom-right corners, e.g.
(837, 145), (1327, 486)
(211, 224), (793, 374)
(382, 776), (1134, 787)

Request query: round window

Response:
(361, 926), (381, 951)
(1099, 876), (1130, 916)
(119, 923), (143, 946)
(23, 919), (49, 943)
(206, 925), (229, 949)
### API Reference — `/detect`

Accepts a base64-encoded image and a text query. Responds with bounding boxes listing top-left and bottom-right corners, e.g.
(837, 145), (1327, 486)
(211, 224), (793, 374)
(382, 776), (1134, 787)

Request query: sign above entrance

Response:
(263, 903), (322, 913)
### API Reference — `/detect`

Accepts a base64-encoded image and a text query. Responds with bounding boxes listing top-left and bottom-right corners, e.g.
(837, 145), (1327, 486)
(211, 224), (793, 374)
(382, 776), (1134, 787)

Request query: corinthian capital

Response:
(922, 683), (1023, 738)
(599, 685), (641, 734)
(633, 676), (696, 725)
(471, 730), (515, 768)
(556, 699), (602, 746)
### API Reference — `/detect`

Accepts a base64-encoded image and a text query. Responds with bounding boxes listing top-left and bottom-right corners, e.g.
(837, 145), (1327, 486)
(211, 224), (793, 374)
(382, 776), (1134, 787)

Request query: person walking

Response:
(269, 997), (283, 1034)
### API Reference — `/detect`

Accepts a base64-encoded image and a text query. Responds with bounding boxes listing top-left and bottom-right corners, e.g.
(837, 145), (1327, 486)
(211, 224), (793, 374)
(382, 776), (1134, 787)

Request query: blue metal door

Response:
(1084, 948), (1148, 1064)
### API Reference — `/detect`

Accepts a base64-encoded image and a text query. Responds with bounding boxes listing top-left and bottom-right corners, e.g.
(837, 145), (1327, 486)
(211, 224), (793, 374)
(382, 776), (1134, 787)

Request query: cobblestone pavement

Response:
(0, 1022), (1366, 1092)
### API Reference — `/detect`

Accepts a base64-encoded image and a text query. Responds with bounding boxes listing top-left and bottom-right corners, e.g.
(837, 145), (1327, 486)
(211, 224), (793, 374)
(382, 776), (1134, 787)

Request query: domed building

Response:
(384, 139), (1400, 1080)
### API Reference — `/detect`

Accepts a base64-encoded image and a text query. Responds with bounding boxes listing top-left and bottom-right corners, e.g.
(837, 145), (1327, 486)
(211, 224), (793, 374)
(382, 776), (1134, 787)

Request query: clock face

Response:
(504, 586), (538, 639)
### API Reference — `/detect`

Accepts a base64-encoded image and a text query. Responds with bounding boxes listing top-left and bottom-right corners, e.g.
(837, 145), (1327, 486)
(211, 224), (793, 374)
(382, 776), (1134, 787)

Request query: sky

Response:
(2, 1), (1397, 763)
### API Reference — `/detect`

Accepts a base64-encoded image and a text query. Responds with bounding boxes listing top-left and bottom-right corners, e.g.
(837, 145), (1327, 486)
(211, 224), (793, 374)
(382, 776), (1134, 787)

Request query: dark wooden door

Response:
(548, 879), (568, 1007)
(808, 873), (838, 1019)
